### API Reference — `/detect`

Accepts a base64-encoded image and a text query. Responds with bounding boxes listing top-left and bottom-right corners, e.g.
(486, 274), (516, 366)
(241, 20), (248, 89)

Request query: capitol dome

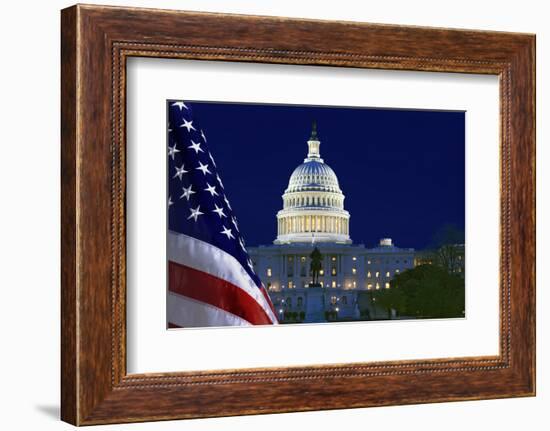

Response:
(286, 160), (341, 194)
(274, 122), (351, 245)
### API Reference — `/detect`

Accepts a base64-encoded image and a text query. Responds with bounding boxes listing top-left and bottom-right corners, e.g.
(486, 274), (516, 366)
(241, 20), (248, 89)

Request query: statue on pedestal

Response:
(309, 247), (323, 287)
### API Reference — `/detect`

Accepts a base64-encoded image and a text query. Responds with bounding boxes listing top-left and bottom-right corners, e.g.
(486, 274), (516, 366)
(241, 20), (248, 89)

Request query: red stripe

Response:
(168, 261), (274, 325)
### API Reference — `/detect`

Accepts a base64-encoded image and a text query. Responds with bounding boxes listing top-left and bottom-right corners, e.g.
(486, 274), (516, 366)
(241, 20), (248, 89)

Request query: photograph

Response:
(166, 100), (466, 328)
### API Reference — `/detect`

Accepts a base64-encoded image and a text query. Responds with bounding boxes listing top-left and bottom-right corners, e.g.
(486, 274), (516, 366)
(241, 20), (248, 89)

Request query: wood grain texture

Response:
(60, 5), (78, 425)
(60, 4), (536, 425)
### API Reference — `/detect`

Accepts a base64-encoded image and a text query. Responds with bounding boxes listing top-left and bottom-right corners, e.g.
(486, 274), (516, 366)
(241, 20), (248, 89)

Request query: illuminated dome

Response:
(286, 160), (341, 194)
(274, 122), (351, 244)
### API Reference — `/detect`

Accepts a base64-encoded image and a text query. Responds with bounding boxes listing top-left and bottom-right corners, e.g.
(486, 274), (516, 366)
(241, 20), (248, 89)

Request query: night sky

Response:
(188, 101), (465, 250)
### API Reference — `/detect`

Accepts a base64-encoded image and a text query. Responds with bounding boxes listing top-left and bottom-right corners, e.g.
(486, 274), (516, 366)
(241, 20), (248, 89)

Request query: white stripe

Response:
(167, 291), (250, 328)
(168, 231), (278, 324)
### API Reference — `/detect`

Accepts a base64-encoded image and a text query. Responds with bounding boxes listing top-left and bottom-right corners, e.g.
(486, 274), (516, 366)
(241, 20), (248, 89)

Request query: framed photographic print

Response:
(61, 4), (536, 425)
(163, 101), (465, 330)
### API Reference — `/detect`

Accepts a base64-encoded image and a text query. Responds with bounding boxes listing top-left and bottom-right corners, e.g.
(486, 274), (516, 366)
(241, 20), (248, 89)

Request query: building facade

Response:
(248, 122), (415, 323)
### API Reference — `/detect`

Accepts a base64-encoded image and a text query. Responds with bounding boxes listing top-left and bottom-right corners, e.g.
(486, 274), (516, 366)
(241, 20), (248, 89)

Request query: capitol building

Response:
(248, 122), (415, 323)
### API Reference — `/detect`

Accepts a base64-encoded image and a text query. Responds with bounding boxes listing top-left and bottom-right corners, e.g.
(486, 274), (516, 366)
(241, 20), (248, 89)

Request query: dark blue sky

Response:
(189, 101), (465, 250)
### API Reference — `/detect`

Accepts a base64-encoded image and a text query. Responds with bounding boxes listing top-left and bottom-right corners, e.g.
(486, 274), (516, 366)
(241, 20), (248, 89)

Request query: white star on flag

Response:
(173, 164), (188, 180)
(180, 184), (195, 201)
(204, 183), (218, 197)
(188, 140), (204, 154)
(180, 118), (196, 132)
(168, 143), (180, 160)
(224, 195), (232, 210)
(208, 152), (217, 167)
(171, 101), (188, 111)
(187, 205), (203, 222)
(220, 226), (234, 240)
(231, 216), (239, 231)
(238, 237), (246, 252)
(212, 204), (227, 218)
(196, 161), (211, 175)
(216, 174), (224, 189)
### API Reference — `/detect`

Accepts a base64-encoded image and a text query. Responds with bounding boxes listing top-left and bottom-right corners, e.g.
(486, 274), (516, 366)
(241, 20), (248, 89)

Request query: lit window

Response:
(352, 256), (357, 261)
(267, 268), (272, 277)
(319, 269), (324, 275)
(375, 283), (380, 290)
(367, 271), (371, 278)
(352, 281), (356, 288)
(385, 282), (390, 289)
(331, 296), (337, 305)
(331, 281), (336, 288)
(375, 271), (380, 278)
(352, 268), (357, 275)
(301, 256), (306, 262)
(331, 268), (337, 276)
(367, 283), (372, 290)
(386, 271), (390, 277)
(288, 281), (293, 289)
(395, 269), (400, 274)
(367, 260), (371, 265)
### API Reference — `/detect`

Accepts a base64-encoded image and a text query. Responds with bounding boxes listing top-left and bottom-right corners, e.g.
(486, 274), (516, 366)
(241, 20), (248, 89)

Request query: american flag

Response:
(166, 101), (278, 328)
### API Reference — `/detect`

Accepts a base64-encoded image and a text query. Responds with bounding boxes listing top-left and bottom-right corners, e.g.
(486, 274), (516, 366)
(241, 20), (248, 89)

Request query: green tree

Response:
(374, 264), (465, 319)
(431, 224), (465, 275)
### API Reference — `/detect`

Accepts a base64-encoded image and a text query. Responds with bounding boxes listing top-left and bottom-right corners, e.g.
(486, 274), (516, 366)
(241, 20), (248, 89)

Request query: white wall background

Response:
(0, 0), (546, 429)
